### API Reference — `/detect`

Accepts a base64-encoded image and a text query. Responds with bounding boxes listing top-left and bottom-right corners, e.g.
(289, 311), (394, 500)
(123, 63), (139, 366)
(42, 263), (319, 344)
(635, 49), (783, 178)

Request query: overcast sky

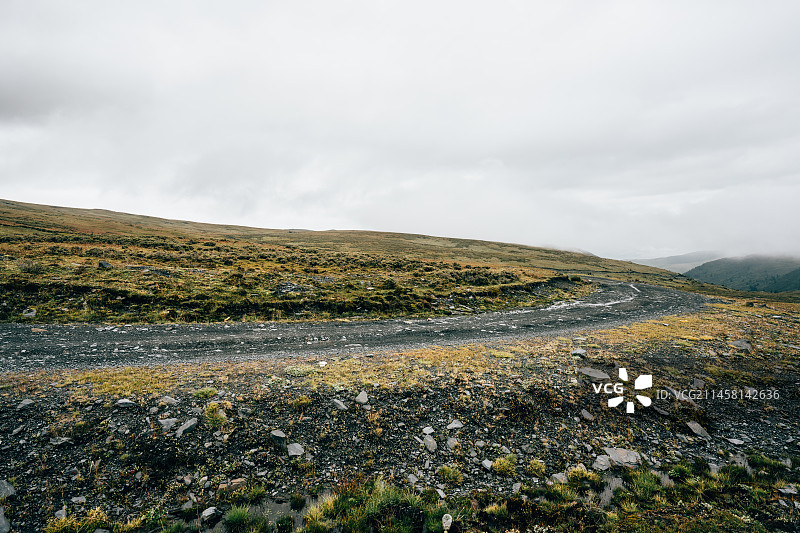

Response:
(1, 1), (799, 260)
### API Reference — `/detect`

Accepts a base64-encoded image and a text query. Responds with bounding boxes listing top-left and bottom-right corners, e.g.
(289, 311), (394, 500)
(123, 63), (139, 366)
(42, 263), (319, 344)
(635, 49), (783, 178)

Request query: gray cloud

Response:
(1, 1), (799, 259)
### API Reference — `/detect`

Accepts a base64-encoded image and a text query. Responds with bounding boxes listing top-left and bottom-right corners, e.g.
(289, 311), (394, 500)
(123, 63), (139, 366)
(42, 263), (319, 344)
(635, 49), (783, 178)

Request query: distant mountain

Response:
(685, 255), (800, 292)
(632, 251), (724, 274)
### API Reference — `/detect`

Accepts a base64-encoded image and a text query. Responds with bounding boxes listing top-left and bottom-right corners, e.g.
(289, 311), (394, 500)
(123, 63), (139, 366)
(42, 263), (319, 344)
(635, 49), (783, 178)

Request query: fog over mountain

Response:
(2, 1), (799, 259)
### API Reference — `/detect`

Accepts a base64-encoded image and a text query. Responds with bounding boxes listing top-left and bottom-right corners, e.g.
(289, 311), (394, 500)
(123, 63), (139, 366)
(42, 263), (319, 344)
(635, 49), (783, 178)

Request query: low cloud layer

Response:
(2, 1), (799, 259)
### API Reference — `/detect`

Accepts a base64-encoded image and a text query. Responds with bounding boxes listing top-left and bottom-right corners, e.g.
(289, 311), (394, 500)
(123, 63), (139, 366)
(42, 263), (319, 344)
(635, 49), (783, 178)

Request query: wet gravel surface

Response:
(0, 279), (708, 372)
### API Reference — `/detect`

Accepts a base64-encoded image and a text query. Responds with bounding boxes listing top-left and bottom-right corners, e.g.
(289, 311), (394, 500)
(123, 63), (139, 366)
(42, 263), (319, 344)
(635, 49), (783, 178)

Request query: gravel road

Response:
(0, 279), (708, 372)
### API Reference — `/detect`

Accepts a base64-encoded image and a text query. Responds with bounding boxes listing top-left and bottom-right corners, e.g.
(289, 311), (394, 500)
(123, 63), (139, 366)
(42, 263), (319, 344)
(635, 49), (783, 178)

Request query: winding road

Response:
(0, 280), (708, 372)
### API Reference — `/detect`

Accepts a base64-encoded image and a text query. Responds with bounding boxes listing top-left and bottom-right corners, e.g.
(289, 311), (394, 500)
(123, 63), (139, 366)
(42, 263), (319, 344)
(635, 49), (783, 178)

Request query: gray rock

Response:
(730, 339), (752, 351)
(16, 399), (34, 410)
(237, 408), (252, 418)
(355, 391), (368, 404)
(71, 496), (86, 504)
(160, 395), (179, 406)
(158, 418), (178, 431)
(571, 348), (587, 357)
(423, 435), (437, 452)
(333, 399), (348, 410)
(446, 437), (459, 450)
(580, 409), (594, 421)
(116, 399), (136, 408)
(422, 426), (435, 435)
(181, 500), (194, 511)
(407, 474), (418, 485)
(512, 482), (522, 493)
(201, 507), (217, 522)
(55, 508), (67, 519)
(447, 419), (464, 430)
(599, 476), (623, 507)
(778, 484), (798, 495)
(475, 440), (486, 448)
(482, 459), (493, 471)
(726, 437), (744, 445)
(0, 480), (16, 499)
(686, 421), (710, 439)
(50, 437), (72, 446)
(0, 506), (9, 533)
(550, 472), (568, 484)
(94, 529), (111, 533)
(176, 418), (198, 438)
(691, 378), (705, 389)
(592, 455), (611, 471)
(436, 488), (446, 499)
(271, 430), (288, 450)
(603, 447), (641, 468)
(287, 443), (304, 457)
(98, 261), (113, 269)
(22, 308), (36, 318)
(578, 367), (610, 380)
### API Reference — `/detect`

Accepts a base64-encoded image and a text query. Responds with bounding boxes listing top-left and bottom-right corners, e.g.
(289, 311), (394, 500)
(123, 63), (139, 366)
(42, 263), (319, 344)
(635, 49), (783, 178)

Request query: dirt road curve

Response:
(0, 280), (708, 372)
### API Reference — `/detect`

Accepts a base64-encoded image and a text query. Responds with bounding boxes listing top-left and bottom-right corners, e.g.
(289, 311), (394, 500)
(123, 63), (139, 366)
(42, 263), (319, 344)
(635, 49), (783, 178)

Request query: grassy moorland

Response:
(0, 198), (710, 324)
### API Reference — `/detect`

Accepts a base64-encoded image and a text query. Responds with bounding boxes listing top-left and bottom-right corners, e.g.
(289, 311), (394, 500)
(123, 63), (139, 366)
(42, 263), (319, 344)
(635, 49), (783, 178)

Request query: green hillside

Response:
(1, 199), (698, 323)
(686, 255), (800, 293)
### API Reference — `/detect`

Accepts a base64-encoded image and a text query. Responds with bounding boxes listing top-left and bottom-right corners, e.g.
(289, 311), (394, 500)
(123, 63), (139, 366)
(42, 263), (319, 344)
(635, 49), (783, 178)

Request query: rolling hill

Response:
(685, 255), (800, 292)
(0, 199), (701, 323)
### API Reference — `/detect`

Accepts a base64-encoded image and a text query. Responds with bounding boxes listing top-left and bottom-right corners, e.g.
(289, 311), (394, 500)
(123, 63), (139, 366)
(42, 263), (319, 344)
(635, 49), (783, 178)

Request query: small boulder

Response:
(446, 419), (463, 430)
(482, 459), (493, 471)
(355, 391), (369, 404)
(333, 399), (348, 411)
(176, 418), (198, 438)
(407, 474), (419, 485)
(580, 409), (595, 421)
(446, 437), (459, 450)
(200, 507), (218, 522)
(116, 399), (136, 408)
(0, 480), (16, 499)
(578, 367), (610, 380)
(592, 455), (611, 471)
(16, 399), (34, 410)
(271, 430), (288, 450)
(287, 443), (304, 457)
(22, 308), (36, 318)
(550, 472), (568, 484)
(160, 395), (179, 406)
(603, 447), (641, 468)
(686, 421), (710, 439)
(98, 261), (113, 269)
(71, 496), (86, 504)
(158, 418), (178, 431)
(422, 426), (435, 435)
(730, 339), (752, 351)
(423, 435), (437, 452)
(571, 348), (587, 357)
(0, 507), (10, 533)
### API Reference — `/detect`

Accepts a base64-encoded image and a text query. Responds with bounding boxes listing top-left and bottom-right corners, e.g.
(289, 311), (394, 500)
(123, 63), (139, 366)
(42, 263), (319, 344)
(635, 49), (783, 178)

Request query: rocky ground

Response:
(1, 299), (799, 532)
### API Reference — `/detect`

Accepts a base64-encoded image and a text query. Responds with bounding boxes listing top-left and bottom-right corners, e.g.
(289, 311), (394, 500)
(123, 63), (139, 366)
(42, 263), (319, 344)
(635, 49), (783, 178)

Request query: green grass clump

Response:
(204, 401), (227, 429)
(437, 464), (463, 486)
(567, 467), (603, 491)
(524, 458), (546, 478)
(224, 505), (251, 532)
(492, 454), (517, 477)
(291, 395), (313, 410)
(193, 387), (218, 399)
